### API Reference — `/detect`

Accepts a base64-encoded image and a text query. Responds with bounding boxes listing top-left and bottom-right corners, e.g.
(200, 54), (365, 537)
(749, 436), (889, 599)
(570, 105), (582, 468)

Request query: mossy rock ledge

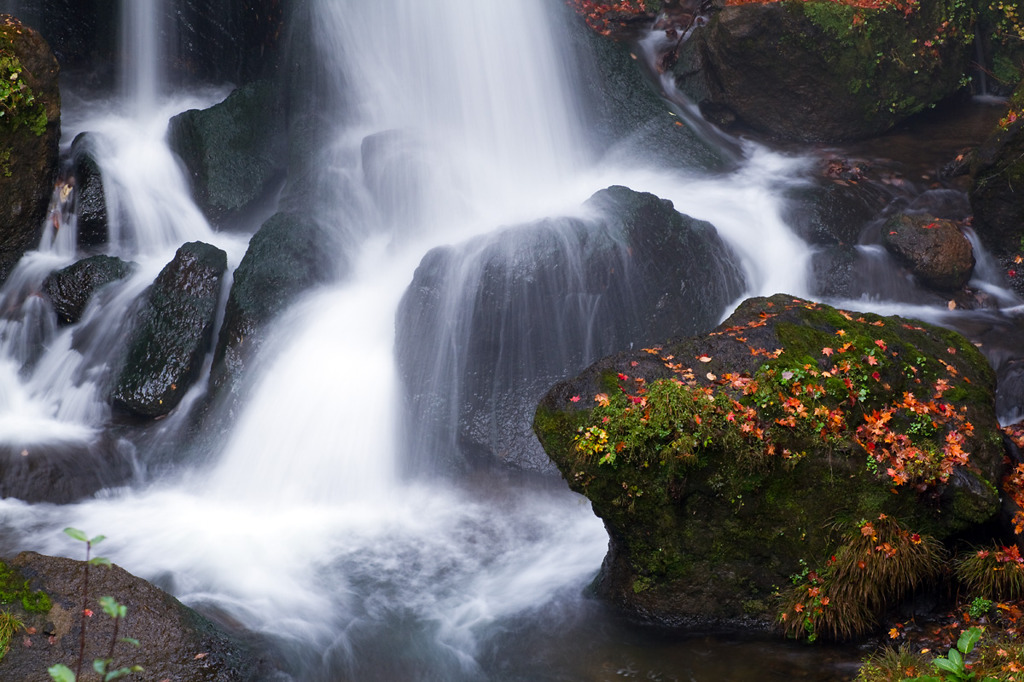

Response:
(671, 0), (972, 142)
(534, 295), (1003, 630)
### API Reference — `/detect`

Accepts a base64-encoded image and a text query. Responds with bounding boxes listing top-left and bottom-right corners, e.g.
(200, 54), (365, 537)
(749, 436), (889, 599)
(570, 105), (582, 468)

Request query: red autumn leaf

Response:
(874, 339), (887, 350)
(570, 395), (580, 402)
(822, 347), (834, 357)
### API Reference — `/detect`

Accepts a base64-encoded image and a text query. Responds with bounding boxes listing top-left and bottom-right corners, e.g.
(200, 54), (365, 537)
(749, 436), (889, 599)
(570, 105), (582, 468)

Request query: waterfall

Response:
(0, 1), (841, 679)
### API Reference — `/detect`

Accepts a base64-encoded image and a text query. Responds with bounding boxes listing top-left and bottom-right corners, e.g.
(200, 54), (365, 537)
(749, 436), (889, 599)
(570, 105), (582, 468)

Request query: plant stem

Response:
(75, 540), (91, 681)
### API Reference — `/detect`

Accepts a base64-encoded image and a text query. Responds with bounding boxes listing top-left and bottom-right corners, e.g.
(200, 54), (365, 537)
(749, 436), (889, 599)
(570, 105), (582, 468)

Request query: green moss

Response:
(0, 561), (50, 614)
(801, 0), (858, 37)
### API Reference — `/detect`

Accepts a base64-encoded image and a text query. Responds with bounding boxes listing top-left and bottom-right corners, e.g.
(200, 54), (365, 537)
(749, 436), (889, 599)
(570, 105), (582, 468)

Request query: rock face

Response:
(69, 132), (108, 249)
(111, 242), (227, 417)
(0, 15), (60, 283)
(396, 185), (746, 473)
(535, 295), (1003, 628)
(43, 255), (134, 325)
(0, 551), (268, 681)
(562, 2), (735, 171)
(881, 213), (975, 291)
(168, 81), (287, 227)
(970, 84), (1024, 259)
(672, 1), (972, 142)
(211, 211), (336, 398)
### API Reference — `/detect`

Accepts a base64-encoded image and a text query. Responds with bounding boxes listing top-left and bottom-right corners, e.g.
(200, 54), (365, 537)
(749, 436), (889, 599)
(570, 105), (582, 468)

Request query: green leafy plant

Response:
(969, 597), (994, 620)
(907, 627), (998, 681)
(47, 529), (142, 682)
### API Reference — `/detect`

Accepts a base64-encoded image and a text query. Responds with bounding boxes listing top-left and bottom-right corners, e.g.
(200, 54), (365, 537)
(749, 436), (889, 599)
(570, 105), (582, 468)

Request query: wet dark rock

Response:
(562, 2), (734, 171)
(167, 80), (287, 227)
(211, 211), (336, 399)
(783, 162), (889, 247)
(69, 132), (108, 248)
(0, 16), (60, 284)
(111, 242), (227, 418)
(396, 185), (746, 474)
(809, 244), (859, 299)
(535, 295), (1003, 628)
(0, 440), (134, 504)
(671, 2), (971, 142)
(42, 254), (135, 325)
(6, 1), (282, 89)
(881, 213), (975, 291)
(970, 84), (1024, 259)
(0, 551), (271, 681)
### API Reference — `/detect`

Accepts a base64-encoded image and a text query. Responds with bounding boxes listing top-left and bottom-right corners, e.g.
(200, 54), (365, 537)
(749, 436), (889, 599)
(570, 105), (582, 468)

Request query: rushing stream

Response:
(0, 0), (1017, 680)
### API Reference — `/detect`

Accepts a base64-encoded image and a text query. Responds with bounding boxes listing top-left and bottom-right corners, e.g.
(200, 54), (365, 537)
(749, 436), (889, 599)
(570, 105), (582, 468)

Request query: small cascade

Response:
(119, 0), (166, 117)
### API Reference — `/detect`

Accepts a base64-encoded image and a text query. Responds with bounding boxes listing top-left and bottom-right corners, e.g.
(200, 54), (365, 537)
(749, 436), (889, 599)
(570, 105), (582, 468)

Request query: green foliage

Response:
(906, 627), (998, 682)
(969, 596), (994, 619)
(0, 23), (47, 137)
(573, 307), (978, 494)
(48, 530), (142, 682)
(48, 664), (75, 682)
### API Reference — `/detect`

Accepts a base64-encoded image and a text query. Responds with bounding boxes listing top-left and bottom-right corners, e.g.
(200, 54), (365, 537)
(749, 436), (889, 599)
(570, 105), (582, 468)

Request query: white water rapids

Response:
(0, 0), (988, 679)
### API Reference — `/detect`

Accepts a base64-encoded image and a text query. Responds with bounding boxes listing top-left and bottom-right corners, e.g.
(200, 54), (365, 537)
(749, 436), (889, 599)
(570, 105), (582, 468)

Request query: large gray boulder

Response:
(396, 185), (746, 474)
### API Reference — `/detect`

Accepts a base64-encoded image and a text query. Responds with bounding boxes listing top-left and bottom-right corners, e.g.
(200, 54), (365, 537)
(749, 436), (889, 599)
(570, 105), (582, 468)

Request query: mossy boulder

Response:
(0, 15), (60, 283)
(167, 80), (286, 227)
(671, 0), (972, 142)
(42, 254), (134, 325)
(535, 295), (1003, 628)
(111, 242), (227, 418)
(0, 552), (269, 681)
(397, 185), (746, 473)
(970, 81), (1024, 261)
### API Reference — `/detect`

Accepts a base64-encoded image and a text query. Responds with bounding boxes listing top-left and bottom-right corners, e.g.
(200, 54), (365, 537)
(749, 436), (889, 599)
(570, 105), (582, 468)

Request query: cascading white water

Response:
(0, 1), (837, 679)
(119, 0), (165, 118)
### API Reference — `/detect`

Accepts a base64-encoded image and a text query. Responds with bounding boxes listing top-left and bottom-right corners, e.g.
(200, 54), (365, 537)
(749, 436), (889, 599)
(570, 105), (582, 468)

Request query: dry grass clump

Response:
(780, 514), (944, 641)
(956, 543), (1024, 601)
